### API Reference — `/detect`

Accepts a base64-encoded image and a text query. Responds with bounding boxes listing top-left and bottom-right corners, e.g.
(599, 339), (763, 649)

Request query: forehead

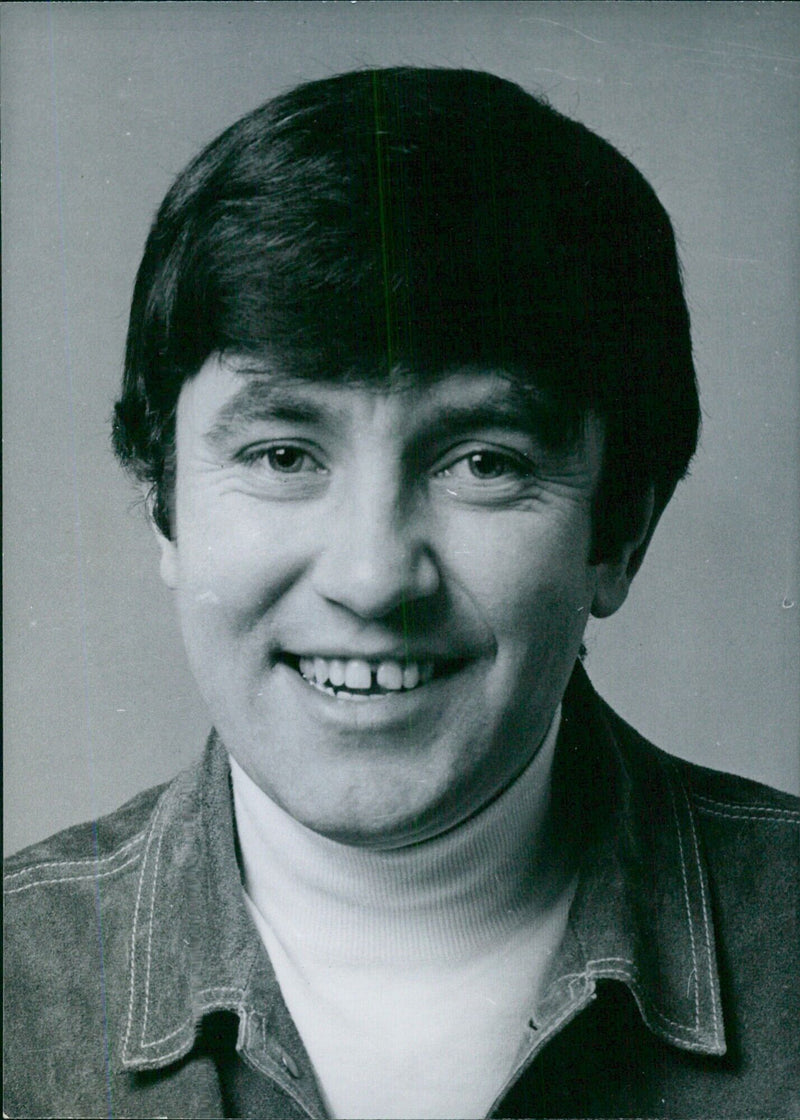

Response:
(181, 355), (588, 452)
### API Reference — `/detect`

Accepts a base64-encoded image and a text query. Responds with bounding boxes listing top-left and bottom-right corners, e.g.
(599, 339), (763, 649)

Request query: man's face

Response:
(158, 355), (622, 849)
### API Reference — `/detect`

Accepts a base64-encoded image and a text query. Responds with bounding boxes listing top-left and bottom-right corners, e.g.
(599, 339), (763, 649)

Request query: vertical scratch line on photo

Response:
(371, 71), (394, 372)
(371, 73), (415, 734)
(47, 9), (114, 1118)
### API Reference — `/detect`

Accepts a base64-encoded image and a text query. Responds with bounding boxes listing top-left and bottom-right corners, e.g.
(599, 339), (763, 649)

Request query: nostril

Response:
(313, 548), (441, 619)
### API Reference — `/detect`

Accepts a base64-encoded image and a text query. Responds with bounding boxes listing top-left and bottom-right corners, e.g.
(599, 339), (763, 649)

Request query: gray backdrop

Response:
(4, 1), (799, 855)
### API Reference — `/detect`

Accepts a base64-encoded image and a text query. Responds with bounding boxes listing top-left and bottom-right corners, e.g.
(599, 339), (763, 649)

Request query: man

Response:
(4, 67), (798, 1119)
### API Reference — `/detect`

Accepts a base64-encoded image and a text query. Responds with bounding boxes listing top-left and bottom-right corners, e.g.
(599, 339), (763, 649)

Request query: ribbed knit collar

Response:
(231, 707), (563, 966)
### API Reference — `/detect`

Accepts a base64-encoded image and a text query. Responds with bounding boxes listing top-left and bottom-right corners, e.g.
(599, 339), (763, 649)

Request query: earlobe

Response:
(157, 531), (180, 590)
(590, 486), (656, 619)
(591, 562), (633, 619)
(145, 491), (179, 590)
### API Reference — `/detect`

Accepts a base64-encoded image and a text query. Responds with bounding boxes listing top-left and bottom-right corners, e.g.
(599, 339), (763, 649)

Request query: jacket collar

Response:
(535, 663), (726, 1055)
(120, 663), (725, 1074)
(120, 742), (268, 1069)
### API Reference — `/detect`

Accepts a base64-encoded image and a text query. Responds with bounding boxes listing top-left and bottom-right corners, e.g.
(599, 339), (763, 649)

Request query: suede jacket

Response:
(4, 665), (799, 1119)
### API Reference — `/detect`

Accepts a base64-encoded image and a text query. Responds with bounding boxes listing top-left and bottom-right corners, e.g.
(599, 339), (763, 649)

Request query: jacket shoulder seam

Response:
(4, 830), (148, 890)
(4, 851), (144, 895)
(691, 794), (800, 824)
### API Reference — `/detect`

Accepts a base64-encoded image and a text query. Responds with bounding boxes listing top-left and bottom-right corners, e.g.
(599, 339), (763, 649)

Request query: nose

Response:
(311, 483), (440, 620)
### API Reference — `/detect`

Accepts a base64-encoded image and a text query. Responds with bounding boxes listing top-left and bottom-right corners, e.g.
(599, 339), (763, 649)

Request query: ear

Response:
(145, 491), (179, 590)
(591, 486), (656, 619)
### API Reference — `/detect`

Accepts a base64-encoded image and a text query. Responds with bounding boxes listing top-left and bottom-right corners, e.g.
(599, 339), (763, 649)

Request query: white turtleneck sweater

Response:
(231, 708), (575, 1120)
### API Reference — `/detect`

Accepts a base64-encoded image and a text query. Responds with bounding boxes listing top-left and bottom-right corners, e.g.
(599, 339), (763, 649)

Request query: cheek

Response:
(171, 503), (294, 701)
(443, 508), (595, 635)
(175, 489), (311, 609)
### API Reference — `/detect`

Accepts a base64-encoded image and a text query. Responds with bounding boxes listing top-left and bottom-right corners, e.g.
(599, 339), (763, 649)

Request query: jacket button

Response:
(279, 1048), (301, 1079)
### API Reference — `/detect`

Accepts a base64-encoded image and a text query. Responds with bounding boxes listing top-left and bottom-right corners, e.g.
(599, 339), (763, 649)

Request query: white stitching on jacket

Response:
(122, 789), (171, 1058)
(667, 778), (700, 1030)
(4, 855), (141, 895)
(126, 993), (247, 1063)
(692, 794), (799, 818)
(4, 832), (147, 881)
(681, 781), (722, 1046)
(140, 790), (172, 1043)
(694, 804), (800, 824)
(131, 988), (246, 1051)
(556, 959), (702, 1035)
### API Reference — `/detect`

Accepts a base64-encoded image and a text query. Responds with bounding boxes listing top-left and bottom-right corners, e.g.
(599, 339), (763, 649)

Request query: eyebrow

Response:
(204, 378), (342, 447)
(203, 372), (582, 452)
(414, 391), (581, 453)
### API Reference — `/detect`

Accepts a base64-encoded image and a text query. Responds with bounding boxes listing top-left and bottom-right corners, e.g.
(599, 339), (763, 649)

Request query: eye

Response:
(438, 447), (532, 483)
(239, 443), (324, 474)
(461, 450), (516, 479)
(264, 446), (315, 473)
(433, 444), (538, 505)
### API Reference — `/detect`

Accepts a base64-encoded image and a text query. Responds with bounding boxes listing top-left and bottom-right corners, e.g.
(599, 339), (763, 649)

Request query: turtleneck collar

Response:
(231, 705), (565, 965)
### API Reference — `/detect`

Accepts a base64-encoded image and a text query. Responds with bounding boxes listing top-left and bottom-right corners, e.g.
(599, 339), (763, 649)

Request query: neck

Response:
(231, 707), (565, 966)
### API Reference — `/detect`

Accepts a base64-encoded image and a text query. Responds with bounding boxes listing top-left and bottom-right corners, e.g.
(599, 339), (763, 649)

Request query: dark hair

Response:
(113, 67), (700, 554)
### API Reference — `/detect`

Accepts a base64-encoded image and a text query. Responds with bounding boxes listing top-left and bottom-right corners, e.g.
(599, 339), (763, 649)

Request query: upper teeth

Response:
(297, 656), (434, 692)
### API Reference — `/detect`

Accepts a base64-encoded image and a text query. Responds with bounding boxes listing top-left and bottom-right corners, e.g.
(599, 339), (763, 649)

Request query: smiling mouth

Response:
(282, 654), (465, 700)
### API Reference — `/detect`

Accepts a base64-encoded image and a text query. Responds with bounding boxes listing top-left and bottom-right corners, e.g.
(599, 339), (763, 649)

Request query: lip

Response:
(279, 647), (469, 663)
